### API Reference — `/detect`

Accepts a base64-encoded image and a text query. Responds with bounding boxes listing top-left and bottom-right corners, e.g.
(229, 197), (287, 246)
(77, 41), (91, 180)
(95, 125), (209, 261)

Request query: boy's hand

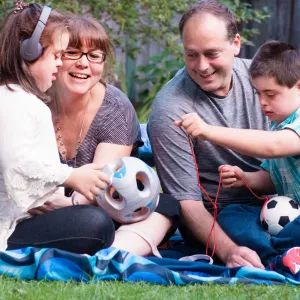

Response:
(174, 112), (209, 139)
(64, 163), (111, 201)
(218, 165), (245, 188)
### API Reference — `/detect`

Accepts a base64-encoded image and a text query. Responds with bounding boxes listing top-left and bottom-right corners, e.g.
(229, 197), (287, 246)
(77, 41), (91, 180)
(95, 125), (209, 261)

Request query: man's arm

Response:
(180, 200), (264, 267)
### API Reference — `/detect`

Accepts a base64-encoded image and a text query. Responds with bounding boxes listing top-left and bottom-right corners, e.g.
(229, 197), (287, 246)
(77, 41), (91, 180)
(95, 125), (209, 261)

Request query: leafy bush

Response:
(136, 49), (184, 123)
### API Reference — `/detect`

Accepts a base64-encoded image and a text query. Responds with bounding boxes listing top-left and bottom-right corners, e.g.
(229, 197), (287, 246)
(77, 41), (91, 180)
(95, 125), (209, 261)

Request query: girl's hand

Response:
(218, 165), (246, 188)
(64, 163), (111, 201)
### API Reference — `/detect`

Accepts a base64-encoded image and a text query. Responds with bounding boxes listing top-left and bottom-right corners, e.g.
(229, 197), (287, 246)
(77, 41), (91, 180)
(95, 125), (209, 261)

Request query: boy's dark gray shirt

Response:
(148, 57), (269, 211)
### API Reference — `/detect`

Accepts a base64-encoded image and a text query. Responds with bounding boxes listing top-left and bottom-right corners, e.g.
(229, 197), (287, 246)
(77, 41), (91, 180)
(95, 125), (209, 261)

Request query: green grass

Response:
(1, 277), (300, 300)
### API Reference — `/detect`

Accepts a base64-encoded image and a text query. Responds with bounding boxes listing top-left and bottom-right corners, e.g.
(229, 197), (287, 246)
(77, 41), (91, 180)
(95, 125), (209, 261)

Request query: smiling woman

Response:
(49, 13), (135, 181)
(22, 13), (181, 257)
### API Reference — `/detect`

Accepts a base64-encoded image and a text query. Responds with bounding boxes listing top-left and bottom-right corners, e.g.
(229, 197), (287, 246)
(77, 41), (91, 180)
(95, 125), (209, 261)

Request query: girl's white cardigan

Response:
(0, 85), (72, 250)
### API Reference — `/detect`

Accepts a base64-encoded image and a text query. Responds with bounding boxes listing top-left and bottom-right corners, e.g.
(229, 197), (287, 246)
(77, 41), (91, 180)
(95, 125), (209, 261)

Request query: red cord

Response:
(187, 136), (269, 258)
(188, 136), (218, 256)
(230, 170), (269, 202)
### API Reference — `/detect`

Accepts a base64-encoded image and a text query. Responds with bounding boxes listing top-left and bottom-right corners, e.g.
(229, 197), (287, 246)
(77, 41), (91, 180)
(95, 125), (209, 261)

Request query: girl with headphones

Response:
(0, 2), (113, 252)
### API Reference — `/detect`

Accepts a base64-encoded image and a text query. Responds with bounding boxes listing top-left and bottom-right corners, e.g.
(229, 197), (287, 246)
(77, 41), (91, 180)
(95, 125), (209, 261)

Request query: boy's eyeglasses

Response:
(62, 51), (106, 63)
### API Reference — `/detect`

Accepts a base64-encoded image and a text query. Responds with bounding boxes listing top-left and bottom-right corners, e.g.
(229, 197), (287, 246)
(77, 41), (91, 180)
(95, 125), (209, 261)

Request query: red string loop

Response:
(187, 135), (269, 258)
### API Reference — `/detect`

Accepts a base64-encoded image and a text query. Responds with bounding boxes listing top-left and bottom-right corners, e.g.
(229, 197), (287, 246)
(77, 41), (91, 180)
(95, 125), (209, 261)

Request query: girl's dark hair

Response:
(0, 3), (68, 100)
(179, 0), (238, 43)
(65, 13), (114, 78)
(249, 41), (300, 88)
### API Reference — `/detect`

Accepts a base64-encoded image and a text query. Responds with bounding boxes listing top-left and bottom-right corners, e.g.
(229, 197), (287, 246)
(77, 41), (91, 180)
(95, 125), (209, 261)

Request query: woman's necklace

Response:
(55, 97), (91, 167)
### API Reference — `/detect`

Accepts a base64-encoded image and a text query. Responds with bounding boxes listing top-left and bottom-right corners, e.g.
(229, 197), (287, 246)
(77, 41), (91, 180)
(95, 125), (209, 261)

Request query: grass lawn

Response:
(1, 277), (300, 300)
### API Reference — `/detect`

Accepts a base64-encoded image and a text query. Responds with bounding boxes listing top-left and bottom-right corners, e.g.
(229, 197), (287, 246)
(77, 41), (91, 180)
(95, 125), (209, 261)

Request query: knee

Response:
(221, 204), (245, 214)
(157, 193), (181, 220)
(217, 204), (245, 229)
(72, 205), (115, 247)
(218, 204), (258, 221)
(217, 205), (239, 223)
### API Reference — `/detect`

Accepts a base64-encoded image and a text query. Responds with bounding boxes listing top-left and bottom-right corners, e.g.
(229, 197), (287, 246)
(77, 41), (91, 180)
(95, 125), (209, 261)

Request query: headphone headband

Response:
(20, 6), (52, 61)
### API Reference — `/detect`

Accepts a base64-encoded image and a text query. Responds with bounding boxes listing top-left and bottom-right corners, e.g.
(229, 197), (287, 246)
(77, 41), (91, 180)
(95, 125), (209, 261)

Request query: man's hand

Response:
(225, 245), (265, 268)
(219, 165), (246, 189)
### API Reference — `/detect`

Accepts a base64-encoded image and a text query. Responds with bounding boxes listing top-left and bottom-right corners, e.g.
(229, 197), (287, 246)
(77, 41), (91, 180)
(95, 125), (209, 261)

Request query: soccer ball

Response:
(260, 196), (300, 236)
(96, 157), (160, 223)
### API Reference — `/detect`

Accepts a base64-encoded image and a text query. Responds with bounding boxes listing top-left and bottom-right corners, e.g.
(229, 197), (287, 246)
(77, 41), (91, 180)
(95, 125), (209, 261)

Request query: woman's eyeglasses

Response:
(63, 51), (106, 63)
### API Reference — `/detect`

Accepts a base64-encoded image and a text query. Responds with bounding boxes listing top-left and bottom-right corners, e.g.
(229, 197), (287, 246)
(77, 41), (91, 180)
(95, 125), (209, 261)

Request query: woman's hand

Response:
(29, 191), (71, 216)
(64, 163), (111, 201)
(218, 165), (246, 188)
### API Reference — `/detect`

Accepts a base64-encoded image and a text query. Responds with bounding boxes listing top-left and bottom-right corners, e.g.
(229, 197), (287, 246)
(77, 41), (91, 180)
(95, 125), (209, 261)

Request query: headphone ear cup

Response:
(19, 6), (51, 61)
(20, 38), (43, 61)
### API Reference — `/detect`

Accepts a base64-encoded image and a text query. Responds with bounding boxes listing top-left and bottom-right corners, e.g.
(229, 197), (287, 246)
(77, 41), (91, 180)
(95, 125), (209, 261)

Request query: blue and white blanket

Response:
(0, 246), (299, 285)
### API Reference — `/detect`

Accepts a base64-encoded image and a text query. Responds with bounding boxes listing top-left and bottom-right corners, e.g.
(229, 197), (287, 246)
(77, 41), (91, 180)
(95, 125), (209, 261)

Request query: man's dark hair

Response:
(179, 0), (238, 42)
(249, 41), (300, 88)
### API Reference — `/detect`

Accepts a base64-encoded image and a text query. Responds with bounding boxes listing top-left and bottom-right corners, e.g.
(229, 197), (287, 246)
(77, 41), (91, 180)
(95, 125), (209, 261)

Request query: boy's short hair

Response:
(249, 41), (300, 88)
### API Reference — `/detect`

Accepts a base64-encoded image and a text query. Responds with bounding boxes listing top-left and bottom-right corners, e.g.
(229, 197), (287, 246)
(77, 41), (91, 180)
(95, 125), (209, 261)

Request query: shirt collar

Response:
(271, 106), (300, 130)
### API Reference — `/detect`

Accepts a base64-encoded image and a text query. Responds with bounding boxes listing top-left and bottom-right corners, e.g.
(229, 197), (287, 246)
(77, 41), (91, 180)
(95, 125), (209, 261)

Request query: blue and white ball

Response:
(97, 157), (160, 223)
